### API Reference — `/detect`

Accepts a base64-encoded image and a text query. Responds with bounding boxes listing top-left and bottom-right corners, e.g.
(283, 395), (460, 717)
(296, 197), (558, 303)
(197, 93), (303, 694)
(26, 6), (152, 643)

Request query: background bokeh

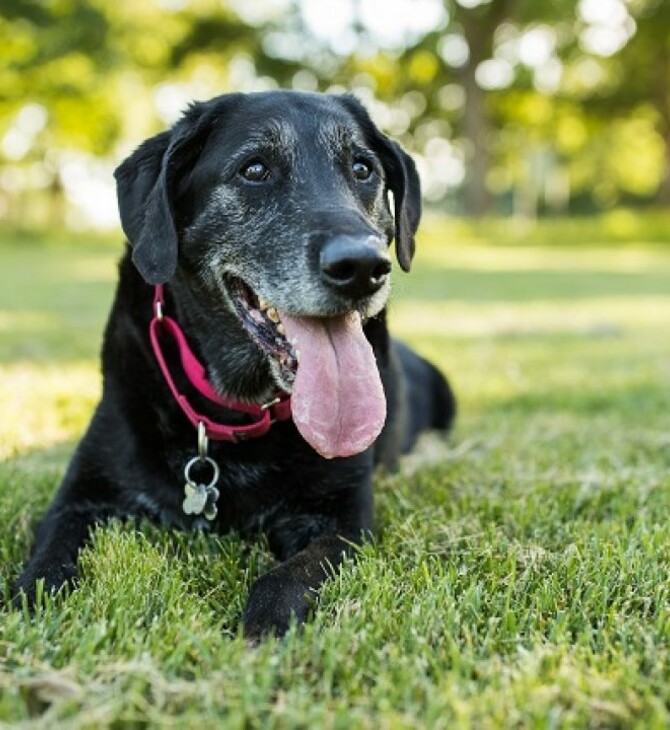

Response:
(2, 0), (670, 231)
(2, 5), (670, 724)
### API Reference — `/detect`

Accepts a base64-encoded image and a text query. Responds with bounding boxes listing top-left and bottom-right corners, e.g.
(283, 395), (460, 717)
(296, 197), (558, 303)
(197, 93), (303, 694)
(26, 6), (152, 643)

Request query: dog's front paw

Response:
(242, 567), (317, 640)
(11, 560), (77, 610)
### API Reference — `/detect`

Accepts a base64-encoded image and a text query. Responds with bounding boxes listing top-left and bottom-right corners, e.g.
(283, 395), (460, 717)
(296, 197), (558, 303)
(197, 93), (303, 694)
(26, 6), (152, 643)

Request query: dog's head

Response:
(115, 91), (421, 458)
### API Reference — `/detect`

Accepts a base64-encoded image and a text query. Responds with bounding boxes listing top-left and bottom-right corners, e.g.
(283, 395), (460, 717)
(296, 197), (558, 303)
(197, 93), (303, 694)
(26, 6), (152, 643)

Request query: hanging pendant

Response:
(182, 423), (220, 521)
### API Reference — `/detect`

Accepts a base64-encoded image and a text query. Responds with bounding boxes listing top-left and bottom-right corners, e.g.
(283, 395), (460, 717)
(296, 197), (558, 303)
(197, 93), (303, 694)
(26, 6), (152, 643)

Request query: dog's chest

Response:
(144, 451), (284, 532)
(207, 458), (283, 532)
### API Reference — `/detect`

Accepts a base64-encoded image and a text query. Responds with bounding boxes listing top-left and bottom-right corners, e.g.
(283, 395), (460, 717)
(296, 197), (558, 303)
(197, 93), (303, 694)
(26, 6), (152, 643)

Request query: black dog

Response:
(14, 91), (455, 637)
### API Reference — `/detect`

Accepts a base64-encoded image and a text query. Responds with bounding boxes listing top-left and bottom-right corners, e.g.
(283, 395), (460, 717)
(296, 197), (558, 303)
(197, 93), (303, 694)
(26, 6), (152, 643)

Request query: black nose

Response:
(320, 235), (392, 299)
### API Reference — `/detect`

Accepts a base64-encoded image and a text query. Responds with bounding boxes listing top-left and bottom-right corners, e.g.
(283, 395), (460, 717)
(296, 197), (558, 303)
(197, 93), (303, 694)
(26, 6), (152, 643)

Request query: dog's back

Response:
(370, 316), (455, 468)
(393, 340), (455, 454)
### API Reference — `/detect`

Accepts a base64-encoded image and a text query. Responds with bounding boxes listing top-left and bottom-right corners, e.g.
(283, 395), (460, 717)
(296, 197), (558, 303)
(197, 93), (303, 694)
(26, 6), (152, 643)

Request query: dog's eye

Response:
(352, 159), (373, 181)
(239, 160), (270, 183)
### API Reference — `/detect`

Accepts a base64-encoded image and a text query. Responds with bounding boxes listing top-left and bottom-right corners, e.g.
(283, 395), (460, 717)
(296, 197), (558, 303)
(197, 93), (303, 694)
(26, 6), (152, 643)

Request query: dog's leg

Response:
(242, 480), (372, 639)
(242, 532), (362, 640)
(12, 416), (122, 609)
(12, 499), (114, 608)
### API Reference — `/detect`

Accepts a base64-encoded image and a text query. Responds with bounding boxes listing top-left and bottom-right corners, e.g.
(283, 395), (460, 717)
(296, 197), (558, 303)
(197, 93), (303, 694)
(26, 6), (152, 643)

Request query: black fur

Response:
(14, 91), (455, 638)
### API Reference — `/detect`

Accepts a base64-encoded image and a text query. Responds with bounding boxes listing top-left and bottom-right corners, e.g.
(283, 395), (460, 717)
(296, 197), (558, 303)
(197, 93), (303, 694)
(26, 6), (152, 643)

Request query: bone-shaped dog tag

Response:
(183, 451), (220, 520)
(203, 485), (220, 521)
(183, 481), (208, 515)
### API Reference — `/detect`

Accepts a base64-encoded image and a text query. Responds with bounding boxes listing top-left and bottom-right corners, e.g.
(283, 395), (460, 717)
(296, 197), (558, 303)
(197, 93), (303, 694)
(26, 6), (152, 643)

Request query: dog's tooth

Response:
(267, 307), (280, 323)
(294, 348), (301, 361)
(258, 298), (269, 310)
(276, 323), (286, 336)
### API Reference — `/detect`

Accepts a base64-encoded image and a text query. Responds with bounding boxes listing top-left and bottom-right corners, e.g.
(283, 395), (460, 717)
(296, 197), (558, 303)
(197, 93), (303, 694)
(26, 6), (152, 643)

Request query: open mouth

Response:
(226, 276), (299, 388)
(224, 274), (387, 461)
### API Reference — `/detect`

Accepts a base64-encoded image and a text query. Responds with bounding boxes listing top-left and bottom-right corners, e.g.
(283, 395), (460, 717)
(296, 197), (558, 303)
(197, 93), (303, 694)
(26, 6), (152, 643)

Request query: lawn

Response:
(1, 215), (669, 728)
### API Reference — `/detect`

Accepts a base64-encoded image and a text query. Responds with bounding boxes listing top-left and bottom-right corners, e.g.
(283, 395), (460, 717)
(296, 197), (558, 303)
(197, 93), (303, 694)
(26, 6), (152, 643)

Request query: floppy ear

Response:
(339, 96), (422, 272)
(114, 107), (212, 284)
(378, 140), (421, 272)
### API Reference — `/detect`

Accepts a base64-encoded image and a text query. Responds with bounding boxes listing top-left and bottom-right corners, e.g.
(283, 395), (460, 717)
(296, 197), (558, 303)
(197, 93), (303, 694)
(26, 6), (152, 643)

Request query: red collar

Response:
(149, 284), (292, 442)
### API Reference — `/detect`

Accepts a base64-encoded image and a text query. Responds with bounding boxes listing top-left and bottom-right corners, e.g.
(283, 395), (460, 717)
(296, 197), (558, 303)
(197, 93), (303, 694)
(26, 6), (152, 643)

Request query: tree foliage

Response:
(0, 0), (668, 225)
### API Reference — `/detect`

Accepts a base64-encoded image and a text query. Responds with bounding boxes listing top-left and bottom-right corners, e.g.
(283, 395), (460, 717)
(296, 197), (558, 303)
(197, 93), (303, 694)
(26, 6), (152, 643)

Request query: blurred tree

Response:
(448, 0), (516, 216)
(0, 0), (117, 225)
(288, 0), (583, 216)
(325, 0), (662, 216)
(401, 0), (586, 216)
(0, 0), (116, 152)
(1, 0), (668, 227)
(586, 0), (670, 204)
(0, 0), (270, 226)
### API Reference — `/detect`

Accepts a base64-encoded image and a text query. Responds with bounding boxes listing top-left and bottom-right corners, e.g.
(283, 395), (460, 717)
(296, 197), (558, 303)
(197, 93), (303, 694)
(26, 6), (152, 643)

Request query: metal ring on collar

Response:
(184, 455), (219, 489)
(197, 421), (208, 460)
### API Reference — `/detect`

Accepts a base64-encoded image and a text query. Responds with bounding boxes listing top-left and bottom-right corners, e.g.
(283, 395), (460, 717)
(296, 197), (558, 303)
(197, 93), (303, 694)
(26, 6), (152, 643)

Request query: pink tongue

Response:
(280, 312), (386, 459)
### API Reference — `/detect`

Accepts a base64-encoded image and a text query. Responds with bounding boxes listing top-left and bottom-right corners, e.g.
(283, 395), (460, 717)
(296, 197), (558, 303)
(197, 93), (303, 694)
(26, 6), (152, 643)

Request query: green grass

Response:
(1, 216), (670, 728)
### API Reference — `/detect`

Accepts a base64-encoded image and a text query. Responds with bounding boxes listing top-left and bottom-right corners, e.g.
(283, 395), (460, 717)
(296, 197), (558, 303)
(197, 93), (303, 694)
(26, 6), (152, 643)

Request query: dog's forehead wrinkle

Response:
(232, 117), (299, 160)
(317, 119), (343, 141)
(266, 117), (299, 147)
(278, 117), (365, 179)
(317, 118), (365, 149)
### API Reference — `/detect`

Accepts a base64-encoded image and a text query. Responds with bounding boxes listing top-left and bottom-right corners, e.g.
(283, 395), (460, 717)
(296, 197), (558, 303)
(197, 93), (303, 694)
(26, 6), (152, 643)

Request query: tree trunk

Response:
(461, 61), (491, 217)
(454, 0), (516, 217)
